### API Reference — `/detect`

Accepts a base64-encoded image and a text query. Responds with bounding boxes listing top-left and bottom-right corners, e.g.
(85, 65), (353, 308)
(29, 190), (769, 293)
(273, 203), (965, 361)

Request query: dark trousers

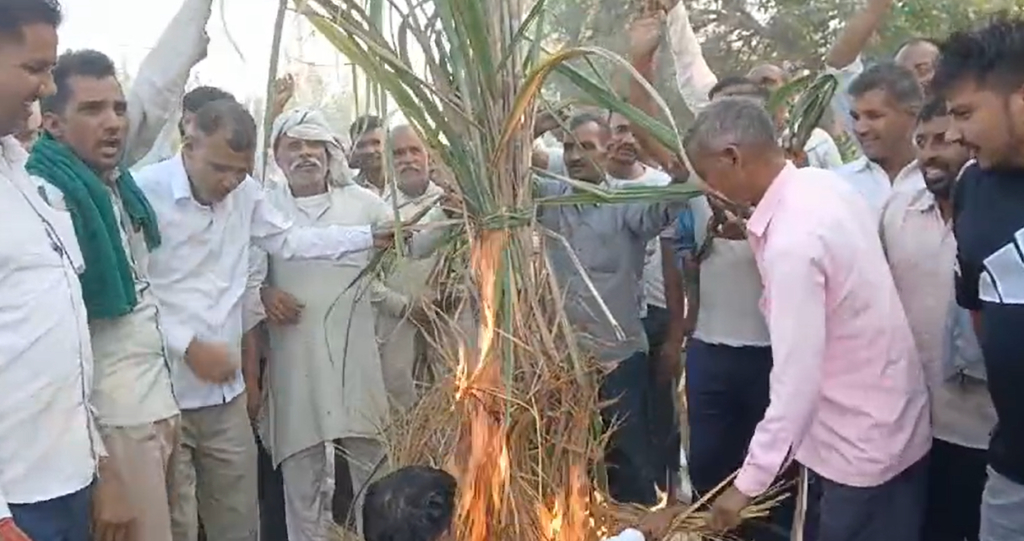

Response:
(9, 484), (91, 541)
(257, 433), (289, 541)
(924, 439), (987, 541)
(804, 457), (929, 541)
(686, 339), (792, 541)
(601, 350), (658, 505)
(642, 305), (682, 492)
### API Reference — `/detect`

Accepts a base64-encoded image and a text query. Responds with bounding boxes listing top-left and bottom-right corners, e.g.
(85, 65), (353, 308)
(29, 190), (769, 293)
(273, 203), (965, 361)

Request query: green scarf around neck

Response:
(26, 132), (161, 320)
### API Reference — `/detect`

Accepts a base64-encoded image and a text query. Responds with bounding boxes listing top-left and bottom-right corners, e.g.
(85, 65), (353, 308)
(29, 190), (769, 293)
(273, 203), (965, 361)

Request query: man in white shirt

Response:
(833, 62), (925, 217)
(134, 99), (403, 541)
(27, 49), (184, 541)
(0, 2), (105, 541)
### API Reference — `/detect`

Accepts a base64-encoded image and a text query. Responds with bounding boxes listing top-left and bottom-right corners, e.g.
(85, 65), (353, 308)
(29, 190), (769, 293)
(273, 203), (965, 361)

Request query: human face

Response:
(945, 78), (1024, 170)
(349, 126), (385, 172)
(391, 127), (430, 197)
(182, 130), (253, 204)
(851, 88), (918, 163)
(895, 42), (939, 92)
(747, 65), (786, 92)
(0, 23), (58, 138)
(563, 121), (609, 183)
(44, 75), (128, 174)
(275, 134), (328, 193)
(608, 112), (639, 165)
(915, 115), (970, 199)
(14, 101), (41, 150)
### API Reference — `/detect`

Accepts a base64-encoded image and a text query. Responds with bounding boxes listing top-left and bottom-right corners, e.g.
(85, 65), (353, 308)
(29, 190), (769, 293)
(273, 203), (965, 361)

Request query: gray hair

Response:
(683, 97), (779, 157)
(848, 62), (923, 110)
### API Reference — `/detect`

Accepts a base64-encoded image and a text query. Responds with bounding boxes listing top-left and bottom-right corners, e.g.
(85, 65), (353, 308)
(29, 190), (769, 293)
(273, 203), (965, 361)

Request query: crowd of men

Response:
(1, 0), (1024, 540)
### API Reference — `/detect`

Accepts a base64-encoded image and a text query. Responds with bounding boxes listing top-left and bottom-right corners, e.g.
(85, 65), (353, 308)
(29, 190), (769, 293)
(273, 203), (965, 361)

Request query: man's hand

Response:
(533, 108), (568, 138)
(637, 506), (678, 539)
(373, 226), (413, 250)
(708, 485), (751, 533)
(184, 340), (237, 384)
(271, 74), (296, 113)
(261, 286), (304, 325)
(629, 12), (665, 60)
(0, 518), (33, 541)
(93, 459), (135, 541)
(406, 293), (437, 325)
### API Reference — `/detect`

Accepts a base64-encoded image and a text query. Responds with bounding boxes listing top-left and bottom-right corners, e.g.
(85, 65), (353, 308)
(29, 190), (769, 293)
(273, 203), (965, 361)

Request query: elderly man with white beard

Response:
(374, 125), (451, 409)
(250, 108), (407, 540)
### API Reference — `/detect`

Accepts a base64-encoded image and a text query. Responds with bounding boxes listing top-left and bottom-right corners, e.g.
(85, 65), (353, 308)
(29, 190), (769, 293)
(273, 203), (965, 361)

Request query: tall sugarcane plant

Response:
(296, 0), (713, 540)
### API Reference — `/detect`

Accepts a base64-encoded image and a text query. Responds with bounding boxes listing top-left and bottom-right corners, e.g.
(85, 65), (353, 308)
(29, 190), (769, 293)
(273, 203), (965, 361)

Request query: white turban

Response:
(269, 107), (353, 187)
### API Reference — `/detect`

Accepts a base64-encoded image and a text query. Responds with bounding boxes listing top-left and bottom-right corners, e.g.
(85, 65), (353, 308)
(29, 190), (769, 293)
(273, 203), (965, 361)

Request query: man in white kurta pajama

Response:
(252, 109), (398, 540)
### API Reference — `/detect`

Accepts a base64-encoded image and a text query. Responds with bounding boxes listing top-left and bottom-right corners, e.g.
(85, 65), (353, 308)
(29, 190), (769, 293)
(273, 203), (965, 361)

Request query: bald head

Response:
(747, 64), (787, 91)
(894, 39), (939, 90)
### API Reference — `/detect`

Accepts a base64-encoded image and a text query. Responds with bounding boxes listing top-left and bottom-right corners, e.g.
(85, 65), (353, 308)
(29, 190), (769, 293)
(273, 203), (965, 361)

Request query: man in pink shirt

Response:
(684, 97), (932, 541)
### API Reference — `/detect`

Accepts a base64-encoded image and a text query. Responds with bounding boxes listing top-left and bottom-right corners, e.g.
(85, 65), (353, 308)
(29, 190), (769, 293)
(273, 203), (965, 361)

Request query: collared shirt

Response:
(832, 156), (924, 218)
(536, 179), (684, 364)
(38, 179), (180, 428)
(608, 167), (672, 312)
(881, 187), (997, 449)
(664, 2), (845, 170)
(0, 136), (102, 520)
(662, 196), (770, 346)
(736, 162), (931, 496)
(135, 155), (374, 410)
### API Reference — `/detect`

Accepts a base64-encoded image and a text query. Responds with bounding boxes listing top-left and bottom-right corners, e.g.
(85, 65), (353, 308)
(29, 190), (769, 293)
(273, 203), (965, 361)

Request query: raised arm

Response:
(663, 0), (717, 114)
(124, 0), (214, 167)
(628, 14), (681, 176)
(825, 0), (894, 70)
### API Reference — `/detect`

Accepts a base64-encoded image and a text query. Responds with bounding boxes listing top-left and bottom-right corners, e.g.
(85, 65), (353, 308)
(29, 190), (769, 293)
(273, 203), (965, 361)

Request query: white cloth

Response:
(253, 182), (391, 464)
(608, 167), (673, 311)
(0, 136), (103, 519)
(373, 183), (448, 408)
(688, 196), (771, 346)
(125, 0), (213, 169)
(266, 107), (354, 188)
(134, 154), (374, 410)
(604, 529), (645, 541)
(832, 156), (925, 219)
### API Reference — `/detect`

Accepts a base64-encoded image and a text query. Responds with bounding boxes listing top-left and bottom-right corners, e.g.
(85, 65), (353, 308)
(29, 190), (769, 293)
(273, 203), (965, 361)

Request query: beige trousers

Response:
(170, 394), (258, 541)
(99, 416), (180, 541)
(280, 438), (384, 539)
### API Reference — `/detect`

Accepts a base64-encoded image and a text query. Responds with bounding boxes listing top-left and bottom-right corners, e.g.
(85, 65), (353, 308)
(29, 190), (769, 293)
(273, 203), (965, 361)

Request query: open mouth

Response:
(99, 138), (122, 156)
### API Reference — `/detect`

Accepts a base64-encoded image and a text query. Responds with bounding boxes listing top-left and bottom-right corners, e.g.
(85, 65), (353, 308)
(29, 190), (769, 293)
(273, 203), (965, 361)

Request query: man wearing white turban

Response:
(249, 107), (396, 540)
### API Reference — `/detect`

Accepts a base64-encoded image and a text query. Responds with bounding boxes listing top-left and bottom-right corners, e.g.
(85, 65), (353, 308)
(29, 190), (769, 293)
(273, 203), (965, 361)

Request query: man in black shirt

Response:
(933, 15), (1024, 541)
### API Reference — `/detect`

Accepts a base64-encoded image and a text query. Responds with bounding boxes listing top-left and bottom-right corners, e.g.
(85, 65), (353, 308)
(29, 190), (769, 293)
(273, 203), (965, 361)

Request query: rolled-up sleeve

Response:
(0, 490), (8, 521)
(666, 1), (717, 114)
(124, 0), (212, 167)
(735, 237), (827, 496)
(824, 56), (864, 145)
(624, 201), (690, 241)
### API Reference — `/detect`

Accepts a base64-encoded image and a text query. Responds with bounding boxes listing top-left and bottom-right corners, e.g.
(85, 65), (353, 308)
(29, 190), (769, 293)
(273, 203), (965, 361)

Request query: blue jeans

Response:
(9, 484), (92, 541)
(601, 351), (658, 505)
(686, 339), (793, 541)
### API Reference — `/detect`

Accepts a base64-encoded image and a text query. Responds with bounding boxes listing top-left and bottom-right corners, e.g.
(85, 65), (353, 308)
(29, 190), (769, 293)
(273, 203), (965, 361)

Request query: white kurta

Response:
(259, 183), (392, 466)
(374, 184), (448, 408)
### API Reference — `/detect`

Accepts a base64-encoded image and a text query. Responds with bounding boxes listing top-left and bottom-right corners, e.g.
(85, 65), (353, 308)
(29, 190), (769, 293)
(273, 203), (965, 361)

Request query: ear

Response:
(719, 144), (742, 167)
(41, 111), (64, 139)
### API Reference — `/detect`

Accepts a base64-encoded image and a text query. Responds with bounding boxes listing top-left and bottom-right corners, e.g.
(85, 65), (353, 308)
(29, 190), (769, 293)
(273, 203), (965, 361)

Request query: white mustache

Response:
(289, 158), (323, 171)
